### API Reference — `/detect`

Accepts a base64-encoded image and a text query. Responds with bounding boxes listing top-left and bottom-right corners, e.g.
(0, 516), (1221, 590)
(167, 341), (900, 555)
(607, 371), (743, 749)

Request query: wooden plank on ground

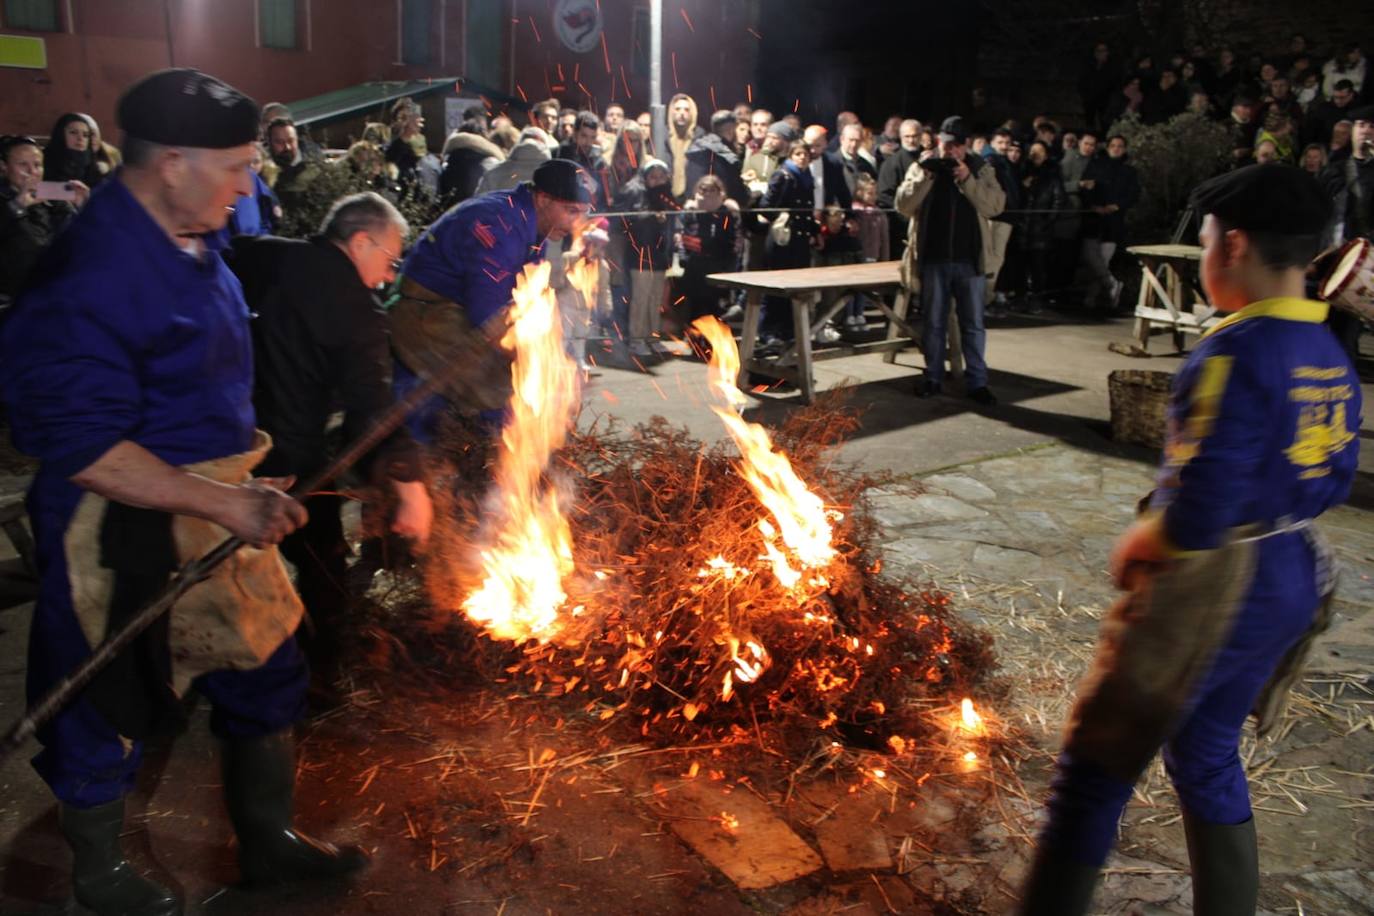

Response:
(661, 780), (823, 889)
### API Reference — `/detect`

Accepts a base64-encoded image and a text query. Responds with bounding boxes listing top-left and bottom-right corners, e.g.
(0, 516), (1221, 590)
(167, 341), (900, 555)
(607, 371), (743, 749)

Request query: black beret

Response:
(1189, 164), (1331, 237)
(1349, 105), (1374, 123)
(532, 159), (594, 204)
(117, 68), (259, 149)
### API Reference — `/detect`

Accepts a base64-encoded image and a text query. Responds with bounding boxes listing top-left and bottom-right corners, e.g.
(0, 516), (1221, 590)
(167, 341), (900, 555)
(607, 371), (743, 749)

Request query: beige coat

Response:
(893, 156), (1006, 292)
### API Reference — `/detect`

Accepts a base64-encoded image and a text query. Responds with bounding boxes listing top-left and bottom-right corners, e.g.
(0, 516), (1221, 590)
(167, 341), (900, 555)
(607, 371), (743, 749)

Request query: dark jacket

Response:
(0, 184), (75, 301)
(441, 132), (505, 206)
(815, 151), (853, 210)
(1321, 154), (1374, 246)
(684, 132), (749, 208)
(225, 235), (419, 483)
(836, 151), (877, 196)
(877, 148), (919, 209)
(1081, 154), (1140, 244)
(613, 175), (677, 271)
(679, 205), (738, 264)
(1019, 161), (1067, 251)
(760, 160), (818, 265)
(985, 152), (1023, 224)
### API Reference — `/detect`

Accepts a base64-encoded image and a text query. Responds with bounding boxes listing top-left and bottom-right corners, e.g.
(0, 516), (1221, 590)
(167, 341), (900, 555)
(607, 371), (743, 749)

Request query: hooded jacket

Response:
(1080, 153), (1140, 244)
(894, 155), (1006, 291)
(662, 93), (704, 200)
(440, 131), (506, 205)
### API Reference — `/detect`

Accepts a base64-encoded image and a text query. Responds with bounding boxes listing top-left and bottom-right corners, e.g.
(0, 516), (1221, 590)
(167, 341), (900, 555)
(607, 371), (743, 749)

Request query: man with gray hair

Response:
(227, 190), (433, 691)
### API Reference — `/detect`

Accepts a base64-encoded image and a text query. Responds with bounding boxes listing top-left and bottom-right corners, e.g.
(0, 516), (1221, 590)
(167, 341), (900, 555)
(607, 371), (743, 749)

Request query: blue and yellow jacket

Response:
(1151, 298), (1360, 553)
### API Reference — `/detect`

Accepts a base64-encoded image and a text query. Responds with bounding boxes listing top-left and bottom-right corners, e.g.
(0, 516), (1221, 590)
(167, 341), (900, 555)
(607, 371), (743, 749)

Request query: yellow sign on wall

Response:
(0, 34), (47, 70)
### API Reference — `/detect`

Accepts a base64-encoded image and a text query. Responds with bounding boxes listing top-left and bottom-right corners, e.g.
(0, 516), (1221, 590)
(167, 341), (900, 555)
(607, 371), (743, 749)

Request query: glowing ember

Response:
(721, 636), (768, 701)
(691, 316), (839, 585)
(960, 698), (983, 733)
(461, 262), (581, 642)
(715, 811), (740, 832)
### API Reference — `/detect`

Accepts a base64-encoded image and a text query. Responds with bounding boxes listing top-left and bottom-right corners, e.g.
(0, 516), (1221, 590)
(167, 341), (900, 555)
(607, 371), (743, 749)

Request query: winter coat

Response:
(985, 152), (1023, 225)
(613, 175), (677, 272)
(679, 205), (738, 264)
(1019, 161), (1066, 251)
(0, 184), (75, 301)
(477, 137), (551, 194)
(441, 132), (505, 205)
(1058, 148), (1090, 240)
(760, 159), (819, 256)
(893, 155), (1006, 292)
(684, 132), (749, 208)
(1080, 154), (1140, 244)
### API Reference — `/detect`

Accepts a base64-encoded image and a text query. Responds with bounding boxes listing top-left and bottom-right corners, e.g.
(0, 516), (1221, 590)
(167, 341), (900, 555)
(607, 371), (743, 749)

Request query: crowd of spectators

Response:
(3, 31), (1372, 392)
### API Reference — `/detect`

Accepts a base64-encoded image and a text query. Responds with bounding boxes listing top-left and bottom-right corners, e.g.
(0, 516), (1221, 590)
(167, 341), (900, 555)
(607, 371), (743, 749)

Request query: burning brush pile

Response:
(414, 261), (996, 757)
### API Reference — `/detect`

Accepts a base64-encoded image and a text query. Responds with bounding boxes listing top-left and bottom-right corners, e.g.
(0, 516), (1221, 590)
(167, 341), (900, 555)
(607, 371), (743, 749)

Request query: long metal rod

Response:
(0, 348), (476, 761)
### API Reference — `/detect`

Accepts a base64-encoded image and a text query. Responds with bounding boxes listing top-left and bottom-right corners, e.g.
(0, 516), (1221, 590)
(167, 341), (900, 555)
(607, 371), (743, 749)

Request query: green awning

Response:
(285, 78), (460, 127)
(285, 77), (527, 128)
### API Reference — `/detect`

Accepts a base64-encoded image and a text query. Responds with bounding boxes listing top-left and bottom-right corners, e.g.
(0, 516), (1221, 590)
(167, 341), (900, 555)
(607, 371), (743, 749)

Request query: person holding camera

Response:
(894, 116), (1006, 405)
(0, 134), (89, 303)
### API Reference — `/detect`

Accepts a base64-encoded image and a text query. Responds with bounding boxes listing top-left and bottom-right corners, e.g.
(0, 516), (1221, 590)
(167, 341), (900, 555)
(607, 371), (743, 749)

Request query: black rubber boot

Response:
(59, 799), (182, 916)
(1017, 842), (1100, 916)
(222, 731), (369, 885)
(1183, 811), (1259, 916)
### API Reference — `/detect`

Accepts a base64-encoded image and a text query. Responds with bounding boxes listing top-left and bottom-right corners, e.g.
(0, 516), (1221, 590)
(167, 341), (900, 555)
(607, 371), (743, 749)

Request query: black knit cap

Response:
(1190, 164), (1331, 237)
(1349, 105), (1374, 123)
(532, 159), (594, 204)
(116, 68), (259, 149)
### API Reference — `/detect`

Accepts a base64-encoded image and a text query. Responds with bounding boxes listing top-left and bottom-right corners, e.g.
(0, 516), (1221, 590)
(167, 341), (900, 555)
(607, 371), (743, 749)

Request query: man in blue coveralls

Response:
(0, 70), (366, 916)
(1020, 164), (1360, 915)
(388, 158), (594, 442)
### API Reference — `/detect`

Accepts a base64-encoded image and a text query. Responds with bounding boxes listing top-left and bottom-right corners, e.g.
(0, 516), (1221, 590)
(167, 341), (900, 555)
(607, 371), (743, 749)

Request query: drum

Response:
(1320, 237), (1374, 321)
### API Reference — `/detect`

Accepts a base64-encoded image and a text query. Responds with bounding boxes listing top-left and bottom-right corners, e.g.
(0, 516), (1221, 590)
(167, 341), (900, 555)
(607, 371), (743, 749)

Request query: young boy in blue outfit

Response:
(1020, 164), (1360, 916)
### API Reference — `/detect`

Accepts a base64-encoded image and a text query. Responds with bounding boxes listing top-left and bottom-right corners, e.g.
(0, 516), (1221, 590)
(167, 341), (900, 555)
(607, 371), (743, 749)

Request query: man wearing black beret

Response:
(1021, 165), (1359, 915)
(389, 157), (594, 441)
(0, 69), (367, 916)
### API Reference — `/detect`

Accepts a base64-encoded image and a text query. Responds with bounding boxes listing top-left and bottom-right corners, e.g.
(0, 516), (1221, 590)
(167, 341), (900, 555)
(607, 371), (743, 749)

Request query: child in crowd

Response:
(849, 173), (890, 329)
(551, 218), (612, 373)
(815, 204), (862, 337)
(677, 175), (740, 323)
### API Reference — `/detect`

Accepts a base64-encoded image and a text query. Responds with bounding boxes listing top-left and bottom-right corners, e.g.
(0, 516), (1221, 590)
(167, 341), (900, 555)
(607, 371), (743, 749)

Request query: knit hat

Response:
(766, 122), (800, 143)
(937, 116), (968, 144)
(642, 156), (670, 176)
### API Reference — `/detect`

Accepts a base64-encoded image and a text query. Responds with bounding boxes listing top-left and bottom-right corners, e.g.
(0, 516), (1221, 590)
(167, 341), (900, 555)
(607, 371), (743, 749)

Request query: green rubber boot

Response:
(1183, 811), (1259, 916)
(222, 731), (369, 885)
(1018, 842), (1101, 916)
(58, 799), (182, 916)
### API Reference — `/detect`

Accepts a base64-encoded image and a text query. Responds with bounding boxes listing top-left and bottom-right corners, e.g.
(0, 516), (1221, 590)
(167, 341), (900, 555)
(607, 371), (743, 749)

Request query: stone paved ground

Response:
(2, 312), (1372, 914)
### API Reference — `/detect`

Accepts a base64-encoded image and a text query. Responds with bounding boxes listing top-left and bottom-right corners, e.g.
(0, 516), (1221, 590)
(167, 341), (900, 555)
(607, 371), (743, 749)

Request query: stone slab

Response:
(923, 473), (998, 503)
(662, 780), (822, 890)
(867, 493), (989, 530)
(814, 809), (894, 873)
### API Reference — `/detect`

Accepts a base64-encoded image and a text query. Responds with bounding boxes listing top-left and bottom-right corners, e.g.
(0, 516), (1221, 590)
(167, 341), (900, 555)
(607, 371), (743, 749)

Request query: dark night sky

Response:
(754, 2), (985, 124)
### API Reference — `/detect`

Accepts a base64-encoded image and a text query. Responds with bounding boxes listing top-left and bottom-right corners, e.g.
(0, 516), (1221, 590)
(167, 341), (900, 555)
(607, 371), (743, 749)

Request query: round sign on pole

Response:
(553, 0), (603, 54)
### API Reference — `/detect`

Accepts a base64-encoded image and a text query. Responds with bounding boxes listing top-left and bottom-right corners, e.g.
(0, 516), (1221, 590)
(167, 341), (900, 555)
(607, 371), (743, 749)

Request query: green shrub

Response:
(275, 161), (443, 242)
(1107, 111), (1232, 242)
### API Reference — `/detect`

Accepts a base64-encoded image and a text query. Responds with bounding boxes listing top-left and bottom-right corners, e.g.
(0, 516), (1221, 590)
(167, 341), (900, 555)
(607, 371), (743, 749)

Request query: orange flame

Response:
(960, 698), (983, 733)
(691, 316), (837, 585)
(462, 262), (581, 642)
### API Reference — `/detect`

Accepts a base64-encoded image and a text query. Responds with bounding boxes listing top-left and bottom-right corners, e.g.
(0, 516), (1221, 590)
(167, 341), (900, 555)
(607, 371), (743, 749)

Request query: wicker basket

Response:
(1108, 369), (1174, 449)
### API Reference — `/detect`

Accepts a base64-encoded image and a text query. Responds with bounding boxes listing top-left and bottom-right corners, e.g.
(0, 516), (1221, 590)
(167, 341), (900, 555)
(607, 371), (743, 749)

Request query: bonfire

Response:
(417, 267), (996, 759)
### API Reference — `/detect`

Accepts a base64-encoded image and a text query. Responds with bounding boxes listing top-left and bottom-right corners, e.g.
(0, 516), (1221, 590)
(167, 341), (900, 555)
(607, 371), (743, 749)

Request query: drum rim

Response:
(1322, 237), (1373, 303)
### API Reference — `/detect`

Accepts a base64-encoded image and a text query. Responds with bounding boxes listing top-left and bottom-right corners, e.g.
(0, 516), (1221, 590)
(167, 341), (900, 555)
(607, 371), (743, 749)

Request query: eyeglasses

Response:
(367, 236), (403, 272)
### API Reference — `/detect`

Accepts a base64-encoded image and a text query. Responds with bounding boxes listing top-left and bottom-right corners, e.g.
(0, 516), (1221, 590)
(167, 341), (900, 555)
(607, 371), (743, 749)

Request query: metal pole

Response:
(649, 0), (665, 156)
